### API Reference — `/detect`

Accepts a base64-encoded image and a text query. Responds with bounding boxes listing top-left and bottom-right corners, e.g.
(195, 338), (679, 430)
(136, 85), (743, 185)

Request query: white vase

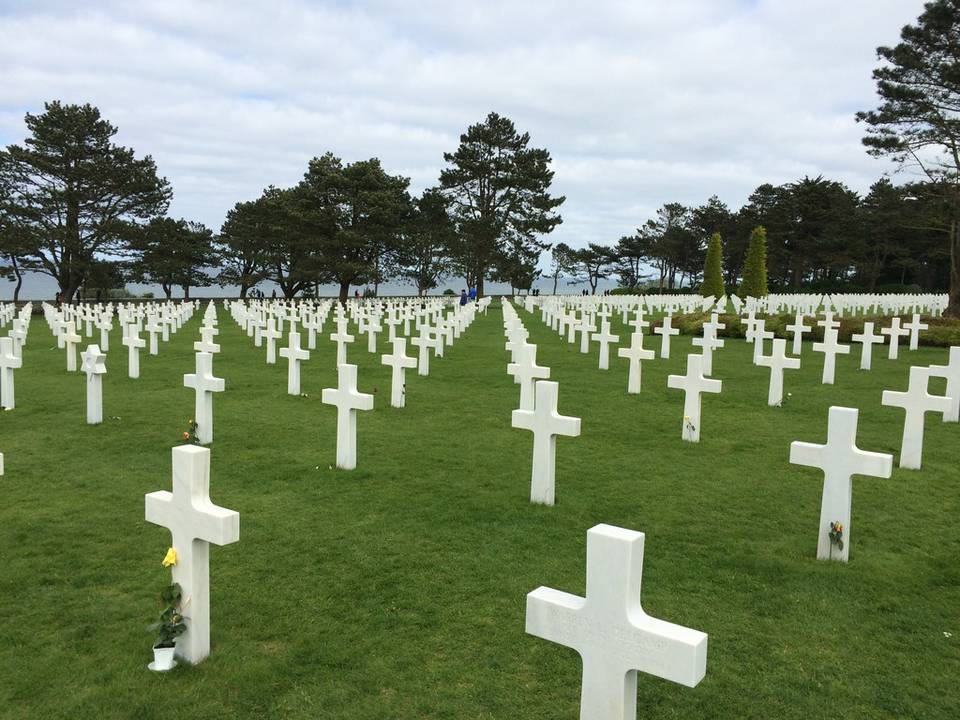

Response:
(150, 645), (177, 672)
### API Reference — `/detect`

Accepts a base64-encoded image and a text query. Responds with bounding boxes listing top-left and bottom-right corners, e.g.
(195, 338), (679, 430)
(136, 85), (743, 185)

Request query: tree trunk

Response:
(163, 284), (172, 300)
(552, 273), (559, 295)
(183, 285), (191, 300)
(10, 256), (23, 302)
(476, 274), (485, 299)
(339, 281), (350, 305)
(239, 284), (248, 299)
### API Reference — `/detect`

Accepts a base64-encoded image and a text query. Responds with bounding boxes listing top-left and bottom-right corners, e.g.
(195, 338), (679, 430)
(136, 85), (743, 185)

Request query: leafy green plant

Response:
(182, 419), (199, 443)
(148, 583), (186, 649)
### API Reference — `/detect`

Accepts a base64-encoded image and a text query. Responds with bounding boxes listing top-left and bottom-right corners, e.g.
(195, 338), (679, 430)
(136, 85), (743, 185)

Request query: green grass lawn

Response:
(0, 300), (957, 719)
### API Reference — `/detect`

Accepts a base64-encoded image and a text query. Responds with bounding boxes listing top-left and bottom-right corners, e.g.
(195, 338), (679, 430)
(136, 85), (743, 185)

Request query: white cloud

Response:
(0, 0), (930, 296)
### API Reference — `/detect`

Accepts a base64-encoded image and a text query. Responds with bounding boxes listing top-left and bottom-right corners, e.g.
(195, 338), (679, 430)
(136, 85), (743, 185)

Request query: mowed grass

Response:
(0, 299), (957, 720)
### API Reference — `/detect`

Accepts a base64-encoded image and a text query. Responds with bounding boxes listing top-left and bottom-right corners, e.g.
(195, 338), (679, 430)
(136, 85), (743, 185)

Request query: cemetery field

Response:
(1, 301), (958, 720)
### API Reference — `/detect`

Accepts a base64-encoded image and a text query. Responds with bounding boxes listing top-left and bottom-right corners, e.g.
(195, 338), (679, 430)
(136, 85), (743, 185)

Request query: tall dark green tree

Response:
(546, 242), (577, 294)
(396, 188), (455, 296)
(613, 234), (651, 290)
(0, 101), (171, 301)
(700, 232), (725, 298)
(0, 172), (34, 302)
(259, 186), (324, 299)
(569, 243), (616, 294)
(740, 226), (769, 298)
(218, 199), (270, 298)
(296, 153), (411, 303)
(131, 217), (216, 299)
(856, 0), (960, 315)
(438, 112), (564, 297)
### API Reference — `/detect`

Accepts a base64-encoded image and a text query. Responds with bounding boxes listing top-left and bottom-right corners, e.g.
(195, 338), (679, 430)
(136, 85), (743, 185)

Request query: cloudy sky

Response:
(0, 0), (928, 297)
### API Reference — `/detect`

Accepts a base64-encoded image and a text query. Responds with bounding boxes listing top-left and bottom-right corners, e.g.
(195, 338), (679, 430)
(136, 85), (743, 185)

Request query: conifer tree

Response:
(700, 232), (725, 298)
(740, 226), (769, 298)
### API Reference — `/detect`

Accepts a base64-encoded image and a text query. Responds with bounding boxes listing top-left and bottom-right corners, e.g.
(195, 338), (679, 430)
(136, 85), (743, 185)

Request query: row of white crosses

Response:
(513, 298), (710, 713)
(504, 303), (582, 506)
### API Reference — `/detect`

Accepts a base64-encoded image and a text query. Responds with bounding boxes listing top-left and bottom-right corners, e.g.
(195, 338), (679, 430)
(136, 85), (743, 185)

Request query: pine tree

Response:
(740, 226), (769, 298)
(700, 232), (725, 298)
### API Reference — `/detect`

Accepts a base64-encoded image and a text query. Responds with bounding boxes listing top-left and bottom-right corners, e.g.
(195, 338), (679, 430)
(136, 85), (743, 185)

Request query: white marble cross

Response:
(122, 326), (146, 379)
(881, 366), (951, 469)
(279, 330), (310, 396)
(96, 316), (112, 351)
(526, 524), (707, 719)
(690, 326), (723, 376)
(667, 354), (721, 442)
(507, 343), (550, 411)
(653, 315), (679, 359)
(929, 346), (960, 423)
(751, 319), (774, 364)
(904, 313), (928, 351)
(617, 331), (655, 394)
(330, 319), (354, 366)
(194, 325), (220, 355)
(145, 445), (240, 664)
(577, 313), (595, 354)
(851, 322), (884, 371)
(790, 407), (892, 562)
(321, 363), (374, 470)
(511, 380), (580, 506)
(592, 320), (620, 370)
(145, 317), (162, 356)
(365, 317), (381, 354)
(263, 318), (281, 364)
(381, 337), (417, 408)
(786, 313), (811, 356)
(0, 336), (22, 409)
(184, 352), (225, 445)
(62, 320), (81, 372)
(756, 338), (801, 406)
(880, 317), (909, 360)
(410, 323), (434, 376)
(80, 344), (107, 424)
(812, 328), (850, 385)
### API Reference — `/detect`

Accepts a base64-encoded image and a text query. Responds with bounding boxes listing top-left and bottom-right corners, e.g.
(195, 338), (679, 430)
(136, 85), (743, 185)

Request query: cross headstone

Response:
(929, 346), (960, 423)
(321, 363), (374, 470)
(194, 325), (220, 355)
(330, 319), (354, 367)
(0, 336), (22, 409)
(881, 365), (951, 469)
(617, 331), (655, 394)
(812, 328), (850, 385)
(880, 317), (909, 360)
(756, 338), (801, 406)
(667, 354), (722, 442)
(410, 323), (434, 376)
(851, 322), (884, 371)
(263, 318), (281, 364)
(183, 352), (225, 445)
(786, 313), (811, 356)
(904, 313), (928, 351)
(790, 406), (892, 561)
(511, 380), (580, 506)
(145, 317), (162, 356)
(526, 524), (707, 719)
(592, 320), (620, 370)
(145, 445), (240, 664)
(62, 320), (81, 372)
(381, 337), (417, 408)
(507, 343), (551, 411)
(80, 344), (107, 424)
(278, 330), (310, 396)
(122, 327), (146, 379)
(653, 315), (680, 359)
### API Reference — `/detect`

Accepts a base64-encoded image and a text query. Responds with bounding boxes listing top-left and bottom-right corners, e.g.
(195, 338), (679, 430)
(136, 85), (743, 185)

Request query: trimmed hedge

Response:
(651, 313), (960, 348)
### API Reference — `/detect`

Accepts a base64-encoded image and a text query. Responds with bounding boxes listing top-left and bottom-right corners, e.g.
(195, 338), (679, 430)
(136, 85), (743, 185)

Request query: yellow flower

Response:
(162, 547), (178, 567)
